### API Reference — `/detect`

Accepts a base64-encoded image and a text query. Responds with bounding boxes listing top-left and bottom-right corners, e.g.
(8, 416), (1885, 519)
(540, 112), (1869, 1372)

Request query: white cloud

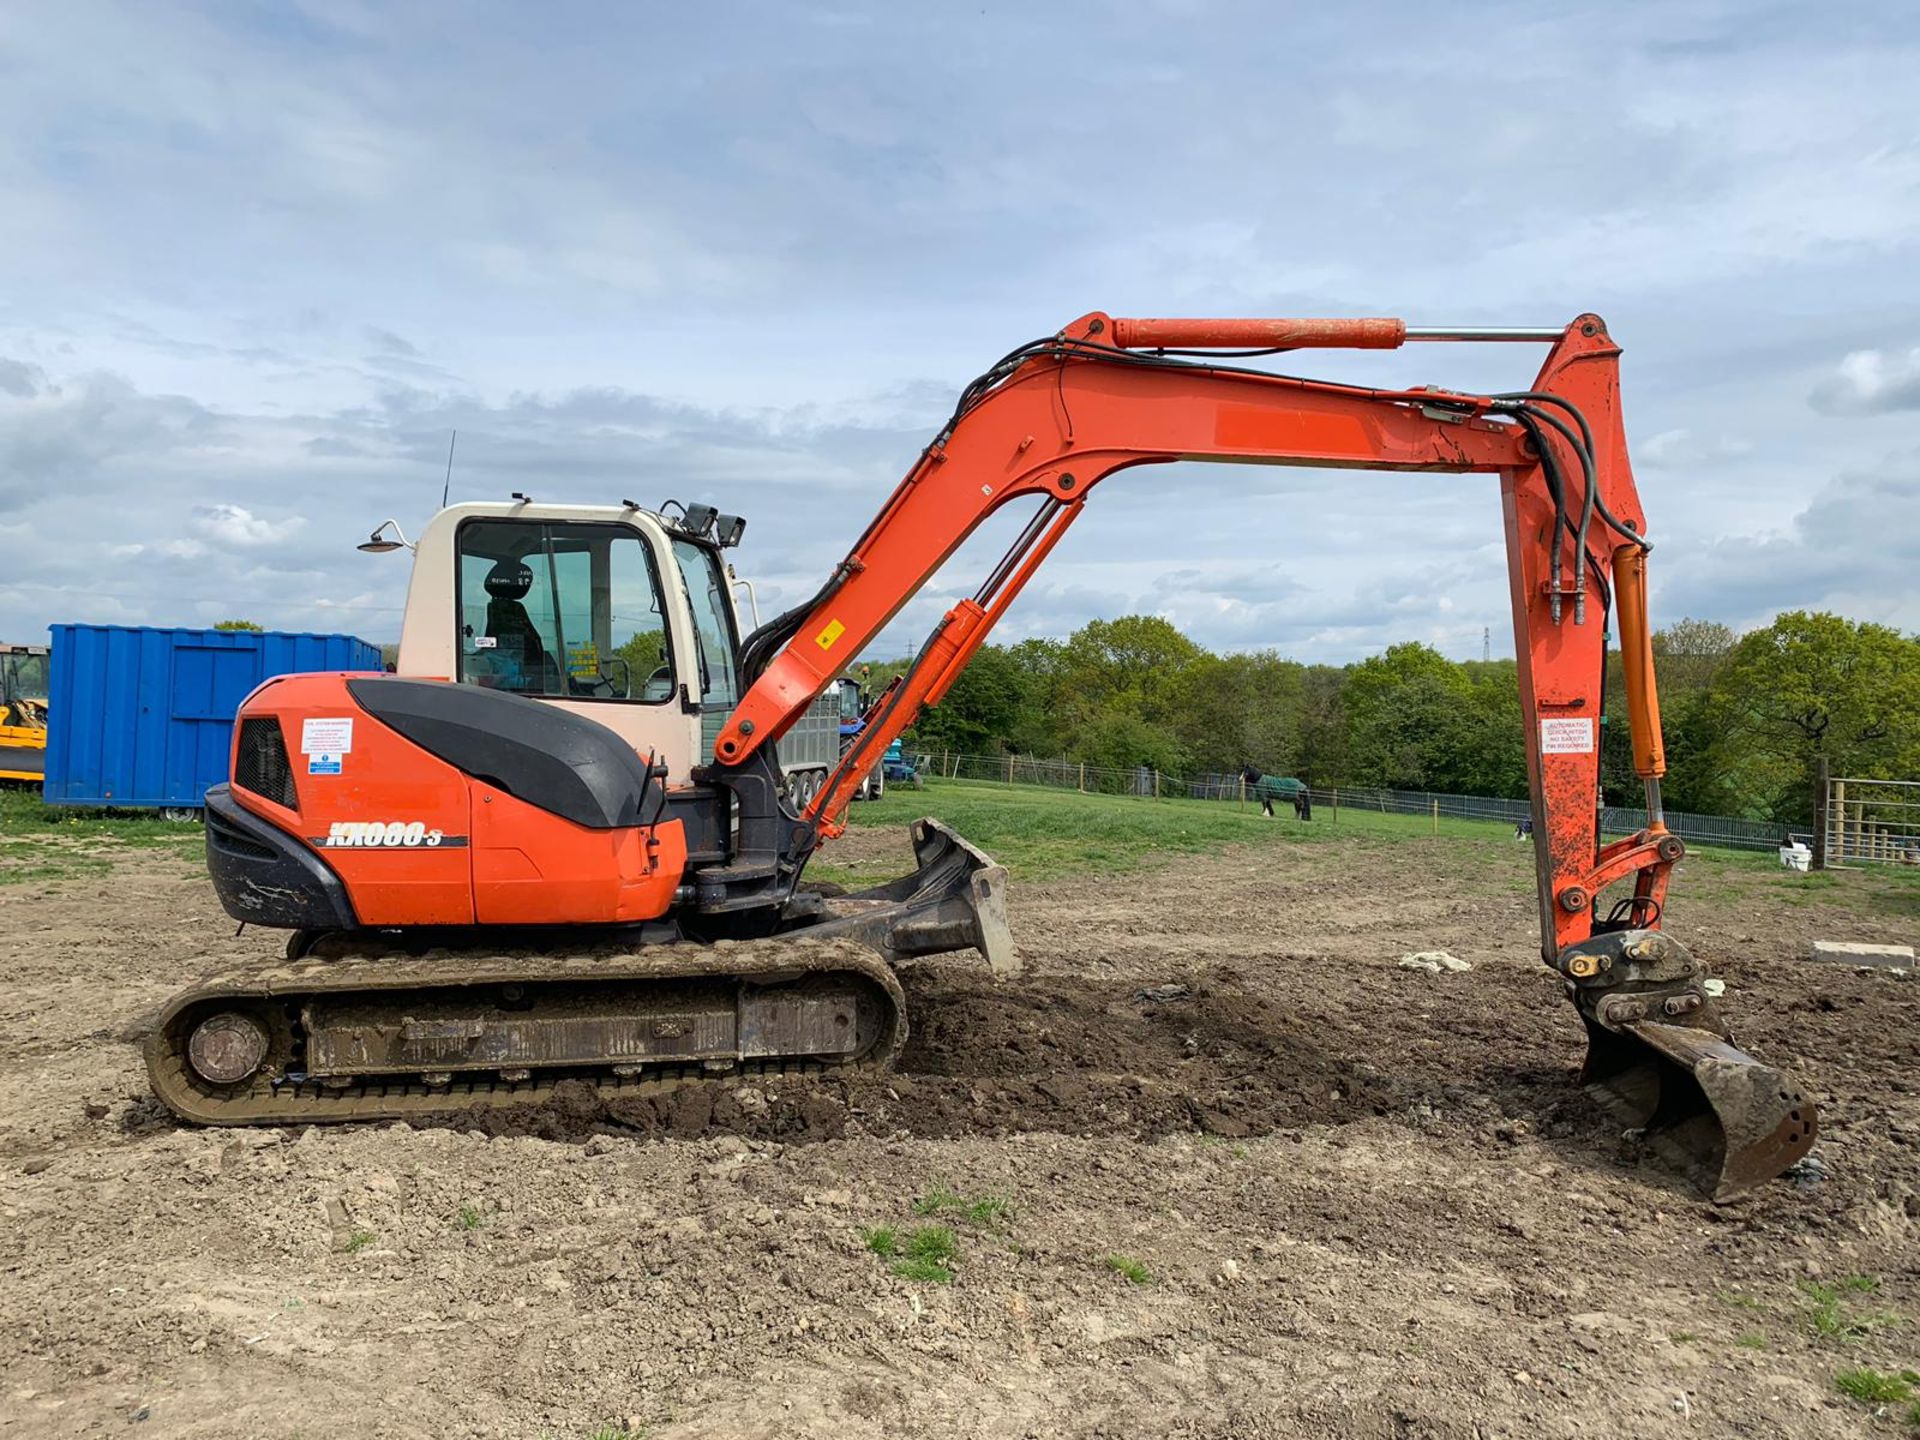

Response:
(0, 358), (47, 398)
(1811, 348), (1920, 416)
(1, 1), (1918, 662)
(1658, 459), (1920, 632)
(109, 539), (210, 559)
(192, 504), (307, 547)
(1638, 428), (1755, 469)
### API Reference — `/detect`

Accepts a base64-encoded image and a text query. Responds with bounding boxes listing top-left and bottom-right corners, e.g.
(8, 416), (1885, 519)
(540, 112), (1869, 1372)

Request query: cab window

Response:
(456, 519), (674, 702)
(837, 678), (865, 723)
(669, 537), (741, 712)
(2, 650), (49, 707)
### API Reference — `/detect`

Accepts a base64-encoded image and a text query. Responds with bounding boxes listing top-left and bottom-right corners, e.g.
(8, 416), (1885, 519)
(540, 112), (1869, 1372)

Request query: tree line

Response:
(896, 611), (1920, 824)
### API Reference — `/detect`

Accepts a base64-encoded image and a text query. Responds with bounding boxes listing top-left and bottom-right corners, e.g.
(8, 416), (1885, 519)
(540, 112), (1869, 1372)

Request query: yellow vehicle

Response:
(0, 643), (50, 785)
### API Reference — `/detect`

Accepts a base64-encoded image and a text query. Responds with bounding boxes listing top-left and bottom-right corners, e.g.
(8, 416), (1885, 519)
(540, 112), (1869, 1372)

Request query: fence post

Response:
(1331, 786), (1339, 824)
(1078, 761), (1085, 793)
(1153, 769), (1161, 799)
(1431, 797), (1439, 836)
(1006, 753), (1015, 786)
(1812, 756), (1829, 870)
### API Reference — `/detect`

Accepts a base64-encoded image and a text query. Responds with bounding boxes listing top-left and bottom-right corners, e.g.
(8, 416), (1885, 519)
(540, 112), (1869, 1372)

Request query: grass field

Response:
(828, 776), (1920, 922)
(0, 786), (204, 886)
(6, 774), (1917, 922)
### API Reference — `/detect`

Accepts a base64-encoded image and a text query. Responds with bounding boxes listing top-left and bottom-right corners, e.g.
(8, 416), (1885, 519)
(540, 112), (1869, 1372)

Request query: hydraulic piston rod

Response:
(1612, 542), (1668, 827)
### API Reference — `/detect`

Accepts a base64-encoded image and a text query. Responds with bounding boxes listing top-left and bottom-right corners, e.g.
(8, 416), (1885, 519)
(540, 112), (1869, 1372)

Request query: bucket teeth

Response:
(1581, 1015), (1817, 1202)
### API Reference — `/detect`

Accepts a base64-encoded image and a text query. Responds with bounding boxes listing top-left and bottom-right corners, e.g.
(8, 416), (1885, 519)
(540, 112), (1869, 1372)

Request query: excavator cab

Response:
(0, 643), (51, 784)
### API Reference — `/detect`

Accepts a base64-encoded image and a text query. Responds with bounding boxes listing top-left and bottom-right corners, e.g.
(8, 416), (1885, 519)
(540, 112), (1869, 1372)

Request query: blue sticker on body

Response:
(309, 754), (343, 776)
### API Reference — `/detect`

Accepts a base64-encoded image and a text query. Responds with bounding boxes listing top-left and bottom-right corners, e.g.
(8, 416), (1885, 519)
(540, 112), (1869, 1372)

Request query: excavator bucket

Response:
(804, 818), (1018, 977)
(1580, 1016), (1817, 1202)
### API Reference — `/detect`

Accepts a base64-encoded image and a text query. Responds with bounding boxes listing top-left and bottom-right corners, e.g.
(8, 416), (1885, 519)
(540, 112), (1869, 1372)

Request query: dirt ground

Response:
(2, 822), (1917, 1439)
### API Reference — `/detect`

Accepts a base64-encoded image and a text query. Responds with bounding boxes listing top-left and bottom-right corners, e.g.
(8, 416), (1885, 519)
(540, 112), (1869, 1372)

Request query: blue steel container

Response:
(43, 624), (381, 810)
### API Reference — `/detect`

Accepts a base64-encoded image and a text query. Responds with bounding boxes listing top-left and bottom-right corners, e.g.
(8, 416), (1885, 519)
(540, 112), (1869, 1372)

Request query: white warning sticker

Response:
(1539, 717), (1595, 755)
(301, 717), (354, 755)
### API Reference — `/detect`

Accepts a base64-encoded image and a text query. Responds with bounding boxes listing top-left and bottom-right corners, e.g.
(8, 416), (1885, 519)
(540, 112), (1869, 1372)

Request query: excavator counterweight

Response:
(148, 311), (1816, 1201)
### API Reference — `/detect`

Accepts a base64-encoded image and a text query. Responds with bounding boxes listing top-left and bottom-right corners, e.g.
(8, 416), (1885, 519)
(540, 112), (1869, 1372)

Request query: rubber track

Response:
(146, 939), (906, 1127)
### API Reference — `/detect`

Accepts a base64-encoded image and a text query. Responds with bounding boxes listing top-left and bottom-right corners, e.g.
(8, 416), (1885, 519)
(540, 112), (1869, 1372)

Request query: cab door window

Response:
(669, 538), (741, 711)
(456, 520), (674, 702)
(669, 538), (743, 757)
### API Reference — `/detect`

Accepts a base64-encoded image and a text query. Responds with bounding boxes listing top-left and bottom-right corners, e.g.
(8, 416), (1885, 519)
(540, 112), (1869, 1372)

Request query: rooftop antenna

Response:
(440, 430), (458, 509)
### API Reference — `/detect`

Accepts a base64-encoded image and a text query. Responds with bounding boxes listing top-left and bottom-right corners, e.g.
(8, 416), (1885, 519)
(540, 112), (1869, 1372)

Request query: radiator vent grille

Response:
(234, 717), (296, 810)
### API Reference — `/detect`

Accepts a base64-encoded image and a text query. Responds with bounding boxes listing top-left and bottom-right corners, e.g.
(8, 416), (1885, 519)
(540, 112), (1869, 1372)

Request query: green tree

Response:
(1651, 617), (1738, 695)
(881, 602), (1916, 823)
(1050, 616), (1203, 771)
(1697, 611), (1920, 821)
(1172, 650), (1303, 774)
(1001, 636), (1068, 753)
(913, 644), (1029, 753)
(214, 619), (263, 632)
(1291, 665), (1348, 785)
(1342, 643), (1479, 790)
(613, 629), (669, 695)
(1621, 617), (1740, 809)
(1456, 659), (1528, 798)
(1077, 709), (1188, 774)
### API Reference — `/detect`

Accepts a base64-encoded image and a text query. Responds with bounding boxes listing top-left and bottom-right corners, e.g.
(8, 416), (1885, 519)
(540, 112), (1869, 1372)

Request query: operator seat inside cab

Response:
(483, 558), (558, 692)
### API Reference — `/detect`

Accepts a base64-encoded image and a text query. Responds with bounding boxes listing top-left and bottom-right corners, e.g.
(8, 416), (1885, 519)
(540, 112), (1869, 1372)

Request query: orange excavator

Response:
(149, 312), (1816, 1200)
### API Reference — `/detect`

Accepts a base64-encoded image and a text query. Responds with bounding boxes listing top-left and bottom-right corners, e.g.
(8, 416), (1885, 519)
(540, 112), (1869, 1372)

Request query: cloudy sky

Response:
(3, 1), (1917, 663)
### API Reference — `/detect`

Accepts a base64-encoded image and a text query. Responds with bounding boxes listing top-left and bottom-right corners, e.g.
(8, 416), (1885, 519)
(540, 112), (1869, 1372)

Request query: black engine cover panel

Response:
(346, 677), (663, 830)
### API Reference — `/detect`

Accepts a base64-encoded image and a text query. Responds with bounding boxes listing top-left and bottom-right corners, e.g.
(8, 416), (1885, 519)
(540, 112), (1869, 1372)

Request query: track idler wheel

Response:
(186, 1011), (272, 1085)
(1559, 929), (1817, 1202)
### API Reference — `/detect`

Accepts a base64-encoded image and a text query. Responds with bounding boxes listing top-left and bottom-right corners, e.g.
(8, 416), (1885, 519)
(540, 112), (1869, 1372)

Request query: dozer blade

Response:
(805, 817), (1018, 976)
(1581, 1016), (1817, 1202)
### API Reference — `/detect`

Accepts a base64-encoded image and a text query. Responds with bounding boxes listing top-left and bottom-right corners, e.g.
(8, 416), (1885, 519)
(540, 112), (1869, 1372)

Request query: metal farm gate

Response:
(1820, 775), (1920, 866)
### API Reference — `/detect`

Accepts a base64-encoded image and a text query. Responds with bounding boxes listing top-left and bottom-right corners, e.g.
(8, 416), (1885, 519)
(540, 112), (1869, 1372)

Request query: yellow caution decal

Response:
(815, 619), (846, 651)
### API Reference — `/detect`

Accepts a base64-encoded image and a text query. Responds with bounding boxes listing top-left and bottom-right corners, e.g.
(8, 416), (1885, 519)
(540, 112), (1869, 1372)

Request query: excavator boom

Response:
(705, 311), (1814, 1199)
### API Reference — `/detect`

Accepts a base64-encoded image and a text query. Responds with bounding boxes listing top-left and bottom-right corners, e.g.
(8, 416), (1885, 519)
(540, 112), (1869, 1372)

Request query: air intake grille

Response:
(234, 717), (296, 809)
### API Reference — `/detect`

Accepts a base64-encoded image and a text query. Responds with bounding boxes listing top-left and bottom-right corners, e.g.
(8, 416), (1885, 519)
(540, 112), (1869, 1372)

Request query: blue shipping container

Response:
(43, 624), (382, 810)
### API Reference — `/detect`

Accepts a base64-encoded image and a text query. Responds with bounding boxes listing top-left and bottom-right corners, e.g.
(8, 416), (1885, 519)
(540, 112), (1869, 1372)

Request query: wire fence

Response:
(912, 750), (1795, 853)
